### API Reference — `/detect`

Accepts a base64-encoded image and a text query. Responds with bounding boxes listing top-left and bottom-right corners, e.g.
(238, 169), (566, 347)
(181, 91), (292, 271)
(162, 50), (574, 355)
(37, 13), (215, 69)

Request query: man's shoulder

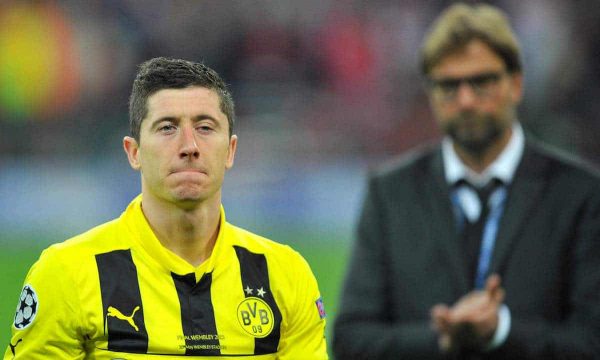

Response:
(224, 223), (310, 271)
(23, 217), (125, 289)
(43, 217), (125, 262)
(370, 142), (441, 183)
(223, 224), (318, 293)
(225, 223), (296, 257)
(526, 138), (600, 186)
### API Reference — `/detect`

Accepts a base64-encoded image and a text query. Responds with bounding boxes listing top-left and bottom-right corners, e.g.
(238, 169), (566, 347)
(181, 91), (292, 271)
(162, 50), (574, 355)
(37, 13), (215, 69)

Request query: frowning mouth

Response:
(170, 168), (207, 175)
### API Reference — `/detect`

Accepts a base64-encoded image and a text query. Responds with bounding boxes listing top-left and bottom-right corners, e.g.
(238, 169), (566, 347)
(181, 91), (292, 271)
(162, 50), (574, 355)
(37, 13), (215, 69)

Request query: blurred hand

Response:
(430, 274), (505, 353)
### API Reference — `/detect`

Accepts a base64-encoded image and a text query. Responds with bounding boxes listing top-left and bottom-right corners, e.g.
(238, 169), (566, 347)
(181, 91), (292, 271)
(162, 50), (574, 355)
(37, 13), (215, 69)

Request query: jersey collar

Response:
(122, 195), (230, 281)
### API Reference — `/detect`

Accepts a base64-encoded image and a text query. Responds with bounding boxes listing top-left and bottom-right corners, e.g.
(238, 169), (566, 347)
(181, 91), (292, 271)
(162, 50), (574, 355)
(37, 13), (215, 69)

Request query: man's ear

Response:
(225, 134), (238, 170)
(510, 72), (524, 104)
(123, 136), (141, 170)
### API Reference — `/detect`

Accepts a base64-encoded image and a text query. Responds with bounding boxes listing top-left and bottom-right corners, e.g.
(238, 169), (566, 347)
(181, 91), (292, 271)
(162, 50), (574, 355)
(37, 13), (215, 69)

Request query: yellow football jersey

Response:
(4, 196), (328, 359)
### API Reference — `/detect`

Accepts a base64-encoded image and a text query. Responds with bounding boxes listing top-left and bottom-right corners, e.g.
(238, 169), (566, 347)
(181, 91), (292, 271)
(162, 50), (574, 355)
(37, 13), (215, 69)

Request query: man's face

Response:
(124, 86), (237, 208)
(427, 39), (523, 155)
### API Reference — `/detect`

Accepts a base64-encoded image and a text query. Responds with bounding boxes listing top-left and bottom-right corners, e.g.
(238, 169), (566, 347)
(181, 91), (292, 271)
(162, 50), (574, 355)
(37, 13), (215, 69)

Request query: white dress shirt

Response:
(441, 121), (525, 350)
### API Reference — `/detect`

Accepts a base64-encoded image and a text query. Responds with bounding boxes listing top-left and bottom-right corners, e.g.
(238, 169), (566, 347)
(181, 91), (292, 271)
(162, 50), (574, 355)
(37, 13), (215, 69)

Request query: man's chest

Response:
(79, 249), (284, 357)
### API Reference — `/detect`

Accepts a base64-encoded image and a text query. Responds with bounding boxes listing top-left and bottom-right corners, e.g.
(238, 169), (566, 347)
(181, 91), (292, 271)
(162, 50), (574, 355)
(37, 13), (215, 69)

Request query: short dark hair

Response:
(421, 3), (522, 76)
(129, 57), (235, 141)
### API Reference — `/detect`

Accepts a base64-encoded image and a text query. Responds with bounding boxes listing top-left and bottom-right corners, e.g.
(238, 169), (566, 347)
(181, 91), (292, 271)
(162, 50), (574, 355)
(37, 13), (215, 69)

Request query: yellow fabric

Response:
(4, 195), (327, 359)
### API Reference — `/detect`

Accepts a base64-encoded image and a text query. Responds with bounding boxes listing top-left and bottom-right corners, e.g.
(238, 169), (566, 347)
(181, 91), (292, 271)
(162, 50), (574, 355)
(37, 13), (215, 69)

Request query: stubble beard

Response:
(170, 185), (209, 208)
(444, 112), (506, 159)
(170, 179), (223, 211)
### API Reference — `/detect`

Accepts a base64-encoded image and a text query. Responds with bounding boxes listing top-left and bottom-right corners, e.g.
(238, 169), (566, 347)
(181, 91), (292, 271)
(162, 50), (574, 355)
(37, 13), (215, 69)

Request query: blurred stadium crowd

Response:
(1, 0), (600, 238)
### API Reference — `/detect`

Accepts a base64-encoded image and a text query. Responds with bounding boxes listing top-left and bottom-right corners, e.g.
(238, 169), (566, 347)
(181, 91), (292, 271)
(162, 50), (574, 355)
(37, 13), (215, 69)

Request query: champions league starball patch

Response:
(14, 285), (39, 330)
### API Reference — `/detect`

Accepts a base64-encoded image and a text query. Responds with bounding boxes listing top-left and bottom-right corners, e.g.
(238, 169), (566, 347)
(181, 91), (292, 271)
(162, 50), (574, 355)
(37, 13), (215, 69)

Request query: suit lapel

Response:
(489, 142), (549, 275)
(423, 149), (471, 294)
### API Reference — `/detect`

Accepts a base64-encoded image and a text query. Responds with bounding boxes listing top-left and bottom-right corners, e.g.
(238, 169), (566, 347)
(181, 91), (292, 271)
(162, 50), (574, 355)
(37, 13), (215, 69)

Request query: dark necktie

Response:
(458, 178), (502, 286)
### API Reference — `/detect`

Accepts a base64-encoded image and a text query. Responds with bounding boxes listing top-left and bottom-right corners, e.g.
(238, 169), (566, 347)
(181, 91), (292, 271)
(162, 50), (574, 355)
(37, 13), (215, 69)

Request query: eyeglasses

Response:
(427, 71), (507, 102)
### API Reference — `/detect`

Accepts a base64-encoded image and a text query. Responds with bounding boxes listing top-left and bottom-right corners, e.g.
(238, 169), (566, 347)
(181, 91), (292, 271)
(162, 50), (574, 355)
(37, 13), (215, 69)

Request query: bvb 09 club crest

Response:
(237, 297), (274, 338)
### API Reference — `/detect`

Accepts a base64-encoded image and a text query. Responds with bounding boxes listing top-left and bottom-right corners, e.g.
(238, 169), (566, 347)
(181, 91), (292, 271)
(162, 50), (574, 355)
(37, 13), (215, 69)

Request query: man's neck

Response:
(140, 193), (222, 267)
(454, 128), (513, 174)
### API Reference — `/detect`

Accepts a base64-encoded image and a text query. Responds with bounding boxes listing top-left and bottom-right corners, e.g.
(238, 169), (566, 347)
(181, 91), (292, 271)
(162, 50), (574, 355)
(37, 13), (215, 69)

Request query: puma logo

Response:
(10, 338), (22, 356)
(107, 306), (140, 331)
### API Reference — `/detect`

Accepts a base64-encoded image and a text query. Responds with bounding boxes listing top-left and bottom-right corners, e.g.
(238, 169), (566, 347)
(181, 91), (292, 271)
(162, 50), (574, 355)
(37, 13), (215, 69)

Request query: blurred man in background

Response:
(5, 57), (327, 359)
(333, 3), (600, 359)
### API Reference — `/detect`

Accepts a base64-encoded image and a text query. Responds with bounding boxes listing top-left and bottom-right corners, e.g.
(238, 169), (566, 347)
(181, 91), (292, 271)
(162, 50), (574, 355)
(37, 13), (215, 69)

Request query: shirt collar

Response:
(442, 122), (525, 187)
(124, 194), (229, 280)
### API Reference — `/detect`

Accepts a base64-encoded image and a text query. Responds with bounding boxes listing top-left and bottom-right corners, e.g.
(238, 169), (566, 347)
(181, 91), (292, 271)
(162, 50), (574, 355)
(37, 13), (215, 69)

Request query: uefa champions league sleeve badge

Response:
(14, 284), (39, 330)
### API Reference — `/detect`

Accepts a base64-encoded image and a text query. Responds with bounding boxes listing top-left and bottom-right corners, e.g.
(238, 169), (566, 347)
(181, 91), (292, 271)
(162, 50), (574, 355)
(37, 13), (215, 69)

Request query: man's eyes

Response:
(469, 73), (501, 87)
(157, 124), (215, 133)
(158, 124), (176, 132)
(437, 79), (460, 91)
(435, 73), (501, 91)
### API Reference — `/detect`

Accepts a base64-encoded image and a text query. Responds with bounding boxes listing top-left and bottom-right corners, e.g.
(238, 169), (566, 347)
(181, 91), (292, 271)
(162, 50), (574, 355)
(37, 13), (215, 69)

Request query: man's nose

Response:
(455, 82), (477, 109)
(179, 125), (200, 159)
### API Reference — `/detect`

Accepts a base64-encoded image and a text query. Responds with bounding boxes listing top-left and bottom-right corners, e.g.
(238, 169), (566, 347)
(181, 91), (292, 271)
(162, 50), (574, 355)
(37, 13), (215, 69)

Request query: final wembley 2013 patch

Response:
(14, 284), (39, 330)
(315, 297), (326, 319)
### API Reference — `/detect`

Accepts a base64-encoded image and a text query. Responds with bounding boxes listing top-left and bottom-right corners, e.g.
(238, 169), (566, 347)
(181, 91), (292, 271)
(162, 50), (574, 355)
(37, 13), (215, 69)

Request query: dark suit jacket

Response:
(333, 138), (600, 359)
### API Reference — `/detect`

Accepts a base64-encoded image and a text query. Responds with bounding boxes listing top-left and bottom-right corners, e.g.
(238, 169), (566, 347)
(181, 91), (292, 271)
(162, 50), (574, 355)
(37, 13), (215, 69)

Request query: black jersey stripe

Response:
(96, 249), (148, 353)
(172, 272), (221, 355)
(234, 246), (282, 355)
